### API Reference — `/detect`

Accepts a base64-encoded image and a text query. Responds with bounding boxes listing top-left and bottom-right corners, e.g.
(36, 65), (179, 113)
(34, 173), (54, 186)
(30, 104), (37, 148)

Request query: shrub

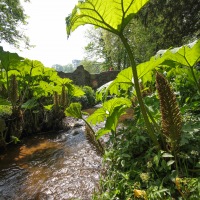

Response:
(72, 86), (96, 109)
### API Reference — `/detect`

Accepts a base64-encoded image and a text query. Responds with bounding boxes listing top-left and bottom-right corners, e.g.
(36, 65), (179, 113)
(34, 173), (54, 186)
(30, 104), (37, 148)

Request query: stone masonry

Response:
(58, 65), (119, 89)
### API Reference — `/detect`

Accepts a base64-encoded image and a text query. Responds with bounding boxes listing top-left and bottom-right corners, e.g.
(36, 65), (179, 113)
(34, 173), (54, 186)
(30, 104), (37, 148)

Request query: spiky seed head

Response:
(156, 72), (182, 153)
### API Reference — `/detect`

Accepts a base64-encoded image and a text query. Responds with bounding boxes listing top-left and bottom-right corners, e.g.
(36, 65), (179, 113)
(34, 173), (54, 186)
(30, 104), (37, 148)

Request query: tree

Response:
(138, 0), (200, 49)
(52, 64), (64, 72)
(80, 58), (104, 73)
(63, 64), (74, 73)
(0, 0), (30, 48)
(101, 29), (130, 70)
(85, 27), (119, 71)
(85, 26), (130, 71)
(72, 59), (81, 68)
(85, 28), (104, 60)
(83, 0), (200, 67)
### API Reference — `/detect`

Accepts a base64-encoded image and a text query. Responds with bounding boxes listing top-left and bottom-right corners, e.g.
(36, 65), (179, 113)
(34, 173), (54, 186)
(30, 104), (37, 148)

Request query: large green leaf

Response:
(109, 67), (133, 95)
(155, 39), (200, 67)
(66, 0), (149, 36)
(87, 97), (132, 138)
(0, 98), (11, 106)
(72, 85), (85, 97)
(87, 97), (131, 125)
(0, 46), (23, 71)
(96, 68), (134, 100)
(32, 81), (54, 98)
(22, 98), (38, 110)
(65, 102), (83, 119)
(43, 67), (59, 81)
(97, 40), (200, 100)
(7, 69), (20, 77)
(52, 76), (72, 85)
(31, 60), (45, 76)
(65, 83), (85, 99)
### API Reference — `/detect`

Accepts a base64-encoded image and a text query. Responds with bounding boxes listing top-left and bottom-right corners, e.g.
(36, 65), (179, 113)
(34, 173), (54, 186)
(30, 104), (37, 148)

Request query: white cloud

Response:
(1, 0), (89, 67)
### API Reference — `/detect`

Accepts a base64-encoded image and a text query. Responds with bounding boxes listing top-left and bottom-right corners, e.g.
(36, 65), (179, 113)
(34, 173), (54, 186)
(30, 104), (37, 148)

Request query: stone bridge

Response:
(58, 65), (119, 89)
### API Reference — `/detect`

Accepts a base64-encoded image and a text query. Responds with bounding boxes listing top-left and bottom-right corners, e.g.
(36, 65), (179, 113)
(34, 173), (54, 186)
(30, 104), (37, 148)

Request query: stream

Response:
(0, 118), (102, 200)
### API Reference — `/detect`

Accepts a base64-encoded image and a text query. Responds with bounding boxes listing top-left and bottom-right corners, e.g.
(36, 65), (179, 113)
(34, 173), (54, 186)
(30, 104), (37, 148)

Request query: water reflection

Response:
(0, 125), (102, 200)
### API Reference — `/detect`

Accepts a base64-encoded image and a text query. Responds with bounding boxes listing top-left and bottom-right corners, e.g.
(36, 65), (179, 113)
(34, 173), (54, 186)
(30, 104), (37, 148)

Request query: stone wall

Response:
(58, 65), (119, 89)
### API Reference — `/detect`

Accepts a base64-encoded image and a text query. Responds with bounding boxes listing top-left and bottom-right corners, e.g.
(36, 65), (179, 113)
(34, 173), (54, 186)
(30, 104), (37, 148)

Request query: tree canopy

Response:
(138, 0), (200, 48)
(0, 0), (30, 48)
(81, 0), (200, 71)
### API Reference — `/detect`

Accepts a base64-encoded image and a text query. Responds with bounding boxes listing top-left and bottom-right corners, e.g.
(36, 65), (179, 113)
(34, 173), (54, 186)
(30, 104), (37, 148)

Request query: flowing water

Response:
(0, 119), (102, 200)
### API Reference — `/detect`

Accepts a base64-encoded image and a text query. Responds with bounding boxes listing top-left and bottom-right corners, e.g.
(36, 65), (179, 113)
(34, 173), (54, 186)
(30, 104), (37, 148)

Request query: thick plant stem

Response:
(190, 66), (200, 93)
(83, 118), (104, 154)
(119, 34), (160, 148)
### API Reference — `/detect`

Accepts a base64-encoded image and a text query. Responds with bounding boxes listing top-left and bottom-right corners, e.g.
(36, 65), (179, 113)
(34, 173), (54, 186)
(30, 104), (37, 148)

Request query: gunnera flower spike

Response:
(156, 72), (182, 153)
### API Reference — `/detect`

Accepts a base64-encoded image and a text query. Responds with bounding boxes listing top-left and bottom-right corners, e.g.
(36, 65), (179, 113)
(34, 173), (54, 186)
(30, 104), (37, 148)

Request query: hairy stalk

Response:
(145, 105), (166, 147)
(184, 55), (200, 93)
(10, 75), (18, 110)
(61, 85), (67, 108)
(83, 118), (104, 155)
(156, 72), (182, 153)
(190, 66), (200, 93)
(20, 62), (34, 105)
(119, 33), (160, 148)
(6, 71), (9, 98)
(53, 92), (59, 112)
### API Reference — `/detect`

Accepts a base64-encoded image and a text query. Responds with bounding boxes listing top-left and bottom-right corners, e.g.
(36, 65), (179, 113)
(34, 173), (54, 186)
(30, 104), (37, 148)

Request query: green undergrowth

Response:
(0, 98), (12, 117)
(0, 105), (12, 117)
(93, 113), (200, 200)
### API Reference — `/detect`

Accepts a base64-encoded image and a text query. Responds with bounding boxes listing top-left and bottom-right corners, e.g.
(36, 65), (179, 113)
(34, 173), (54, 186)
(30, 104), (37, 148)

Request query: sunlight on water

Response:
(0, 126), (102, 200)
(15, 141), (61, 161)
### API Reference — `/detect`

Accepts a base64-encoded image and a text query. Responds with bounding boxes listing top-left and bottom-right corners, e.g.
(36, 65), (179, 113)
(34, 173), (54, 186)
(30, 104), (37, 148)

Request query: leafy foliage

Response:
(93, 122), (200, 199)
(66, 0), (162, 147)
(139, 0), (200, 48)
(97, 39), (200, 100)
(88, 98), (131, 124)
(66, 0), (200, 149)
(87, 97), (131, 138)
(0, 0), (30, 47)
(72, 86), (96, 109)
(91, 40), (200, 199)
(0, 46), (85, 145)
(65, 102), (83, 119)
(84, 0), (200, 69)
(66, 0), (149, 36)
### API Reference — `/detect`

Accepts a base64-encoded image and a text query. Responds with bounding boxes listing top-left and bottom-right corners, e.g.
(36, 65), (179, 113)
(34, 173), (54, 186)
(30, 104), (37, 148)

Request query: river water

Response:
(0, 118), (102, 200)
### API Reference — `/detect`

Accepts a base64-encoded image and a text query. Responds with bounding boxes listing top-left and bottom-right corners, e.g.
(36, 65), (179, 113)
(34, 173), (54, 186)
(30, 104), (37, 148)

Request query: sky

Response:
(1, 0), (89, 67)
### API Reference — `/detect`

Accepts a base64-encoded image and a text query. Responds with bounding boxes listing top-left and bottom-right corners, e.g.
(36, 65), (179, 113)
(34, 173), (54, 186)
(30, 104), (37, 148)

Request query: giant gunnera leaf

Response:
(66, 0), (149, 36)
(97, 39), (200, 100)
(87, 98), (132, 138)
